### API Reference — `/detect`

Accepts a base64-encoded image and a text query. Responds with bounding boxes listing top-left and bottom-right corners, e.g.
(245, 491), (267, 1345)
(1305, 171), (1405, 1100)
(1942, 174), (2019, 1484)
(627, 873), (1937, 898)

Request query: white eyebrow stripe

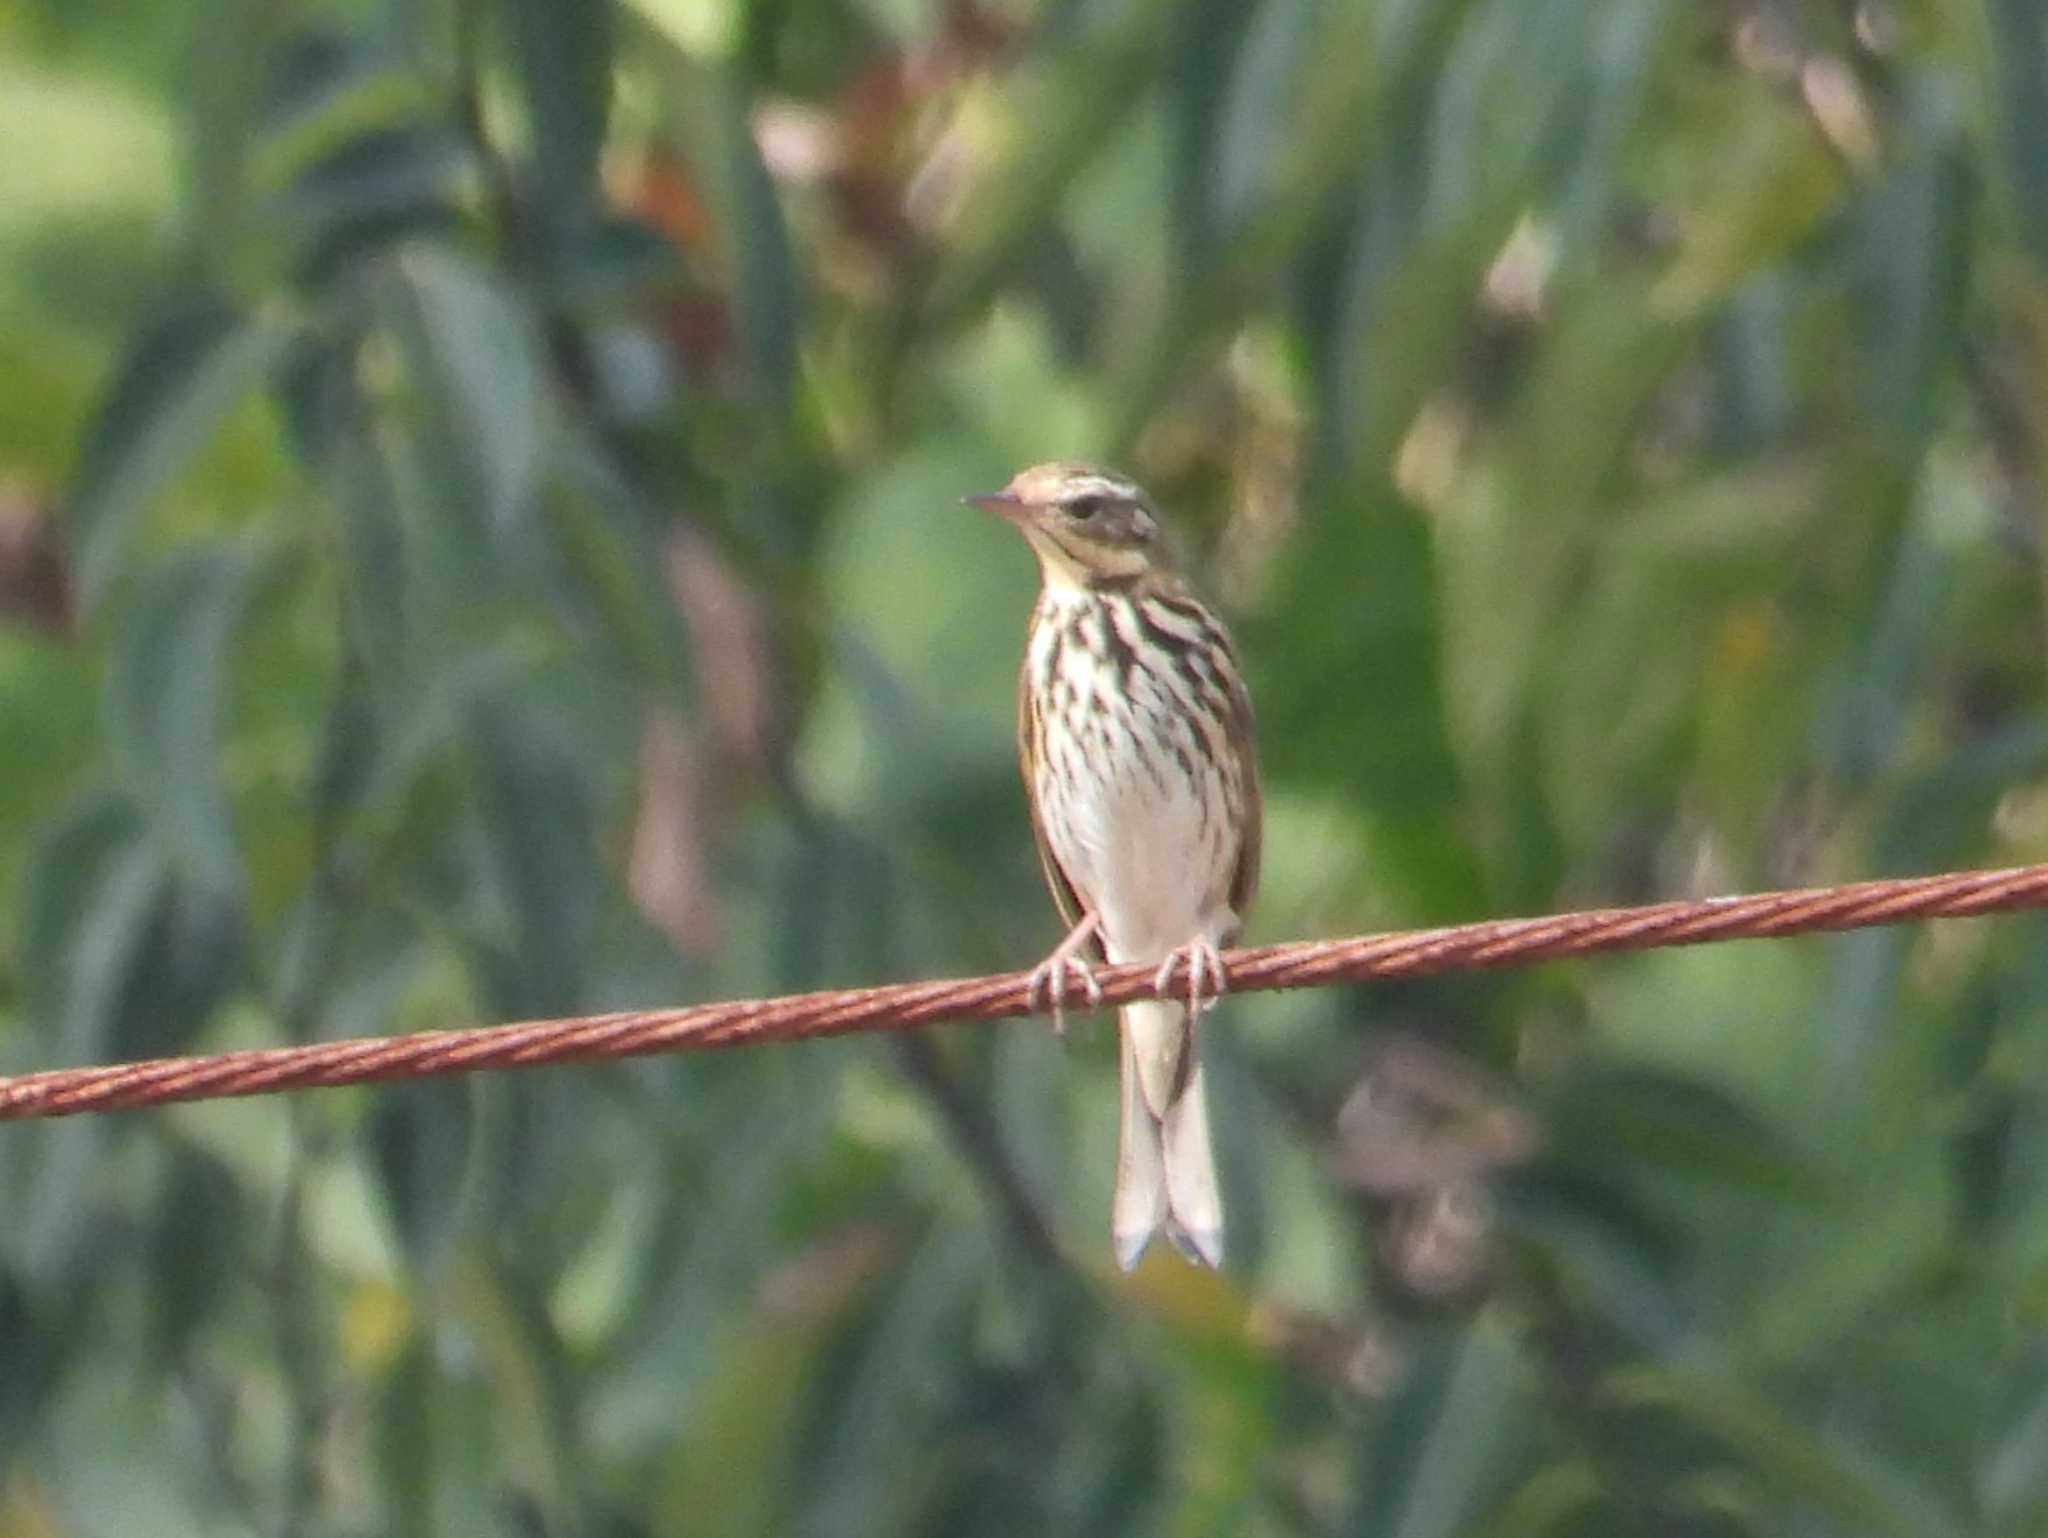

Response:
(1060, 474), (1141, 503)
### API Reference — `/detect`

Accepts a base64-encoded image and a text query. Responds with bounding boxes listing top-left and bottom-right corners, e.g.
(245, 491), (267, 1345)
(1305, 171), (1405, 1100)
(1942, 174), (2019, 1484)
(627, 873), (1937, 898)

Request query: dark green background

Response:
(2, 0), (2046, 1533)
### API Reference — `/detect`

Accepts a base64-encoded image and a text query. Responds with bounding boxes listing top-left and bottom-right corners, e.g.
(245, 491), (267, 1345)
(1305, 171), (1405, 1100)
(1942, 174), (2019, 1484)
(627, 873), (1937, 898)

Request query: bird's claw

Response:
(1154, 939), (1228, 1018)
(1027, 953), (1102, 1036)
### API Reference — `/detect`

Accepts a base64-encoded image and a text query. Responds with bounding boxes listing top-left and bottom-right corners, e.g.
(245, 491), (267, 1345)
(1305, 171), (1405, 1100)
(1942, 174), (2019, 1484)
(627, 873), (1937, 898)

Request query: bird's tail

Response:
(1113, 997), (1223, 1270)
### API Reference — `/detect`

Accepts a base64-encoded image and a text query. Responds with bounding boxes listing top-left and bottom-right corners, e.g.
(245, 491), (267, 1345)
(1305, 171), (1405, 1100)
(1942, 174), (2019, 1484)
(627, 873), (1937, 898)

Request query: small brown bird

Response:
(968, 463), (1261, 1269)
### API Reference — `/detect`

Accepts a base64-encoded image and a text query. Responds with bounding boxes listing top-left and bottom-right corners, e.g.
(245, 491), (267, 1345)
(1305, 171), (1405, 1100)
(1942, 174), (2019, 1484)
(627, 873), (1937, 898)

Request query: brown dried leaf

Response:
(0, 487), (74, 637)
(628, 527), (785, 956)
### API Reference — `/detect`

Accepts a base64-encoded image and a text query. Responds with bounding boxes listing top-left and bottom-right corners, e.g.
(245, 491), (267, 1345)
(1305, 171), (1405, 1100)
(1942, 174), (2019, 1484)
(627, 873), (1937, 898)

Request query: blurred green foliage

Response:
(3, 0), (2048, 1532)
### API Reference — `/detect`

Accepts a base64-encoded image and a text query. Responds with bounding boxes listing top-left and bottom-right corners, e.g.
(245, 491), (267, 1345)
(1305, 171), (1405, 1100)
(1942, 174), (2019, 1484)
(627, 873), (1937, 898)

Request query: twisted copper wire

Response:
(4, 862), (2047, 1122)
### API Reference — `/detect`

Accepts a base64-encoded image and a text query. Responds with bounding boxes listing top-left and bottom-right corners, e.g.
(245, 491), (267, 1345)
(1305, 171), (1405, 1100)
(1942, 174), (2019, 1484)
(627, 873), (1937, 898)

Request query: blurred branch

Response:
(7, 862), (2048, 1120)
(889, 1032), (1065, 1270)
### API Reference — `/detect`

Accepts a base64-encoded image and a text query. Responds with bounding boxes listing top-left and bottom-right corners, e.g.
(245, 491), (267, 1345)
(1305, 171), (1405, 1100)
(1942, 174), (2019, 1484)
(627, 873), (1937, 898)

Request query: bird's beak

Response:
(964, 490), (1025, 520)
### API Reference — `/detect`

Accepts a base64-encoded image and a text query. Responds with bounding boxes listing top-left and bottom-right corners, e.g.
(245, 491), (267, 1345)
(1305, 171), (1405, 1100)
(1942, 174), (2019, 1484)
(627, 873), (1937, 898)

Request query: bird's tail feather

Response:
(1113, 998), (1223, 1270)
(1113, 1024), (1166, 1270)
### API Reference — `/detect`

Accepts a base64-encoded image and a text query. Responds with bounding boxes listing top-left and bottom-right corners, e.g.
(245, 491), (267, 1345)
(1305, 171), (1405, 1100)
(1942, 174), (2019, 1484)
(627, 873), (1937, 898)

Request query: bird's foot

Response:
(1026, 912), (1103, 1035)
(1153, 937), (1228, 1018)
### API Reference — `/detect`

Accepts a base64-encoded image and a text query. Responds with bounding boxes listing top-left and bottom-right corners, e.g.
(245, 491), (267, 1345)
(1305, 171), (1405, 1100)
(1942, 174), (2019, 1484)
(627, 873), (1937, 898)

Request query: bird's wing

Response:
(1223, 637), (1262, 922)
(1152, 569), (1261, 925)
(1018, 653), (1104, 958)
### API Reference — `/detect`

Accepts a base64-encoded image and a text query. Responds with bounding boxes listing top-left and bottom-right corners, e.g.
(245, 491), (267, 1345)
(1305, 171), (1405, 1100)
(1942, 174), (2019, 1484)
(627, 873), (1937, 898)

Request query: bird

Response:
(967, 462), (1261, 1269)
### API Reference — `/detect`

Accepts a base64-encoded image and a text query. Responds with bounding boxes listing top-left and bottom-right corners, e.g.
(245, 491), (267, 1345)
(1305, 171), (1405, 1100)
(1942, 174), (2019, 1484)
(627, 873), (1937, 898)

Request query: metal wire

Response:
(5, 862), (2048, 1122)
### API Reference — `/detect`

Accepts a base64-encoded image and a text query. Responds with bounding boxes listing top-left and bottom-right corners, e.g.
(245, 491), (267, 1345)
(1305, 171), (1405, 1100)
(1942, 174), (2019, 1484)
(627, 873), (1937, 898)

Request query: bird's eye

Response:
(1066, 495), (1106, 520)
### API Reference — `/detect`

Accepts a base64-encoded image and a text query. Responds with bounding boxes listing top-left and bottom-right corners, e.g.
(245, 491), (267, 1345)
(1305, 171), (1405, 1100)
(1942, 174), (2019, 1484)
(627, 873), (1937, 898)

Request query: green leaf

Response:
(606, 51), (793, 410)
(0, 629), (99, 939)
(1605, 1366), (1932, 1538)
(1819, 522), (1955, 792)
(1499, 1164), (1689, 1350)
(466, 689), (603, 1016)
(1474, 1463), (1604, 1538)
(1253, 478), (1484, 921)
(385, 243), (548, 539)
(249, 37), (443, 201)
(1988, 0), (2048, 269)
(65, 293), (296, 606)
(1356, 1318), (1535, 1538)
(1650, 79), (1846, 316)
(1740, 1159), (1949, 1367)
(145, 1142), (246, 1365)
(449, 1252), (590, 1532)
(546, 420), (697, 694)
(1439, 280), (1696, 898)
(503, 0), (615, 246)
(368, 1079), (477, 1278)
(1165, 0), (1262, 258)
(318, 352), (416, 681)
(1586, 938), (1825, 1136)
(1876, 721), (2048, 875)
(1182, 0), (1315, 252)
(796, 1228), (986, 1537)
(185, 0), (293, 266)
(9, 803), (177, 1302)
(18, 788), (242, 1085)
(716, 73), (799, 412)
(1328, 179), (1527, 479)
(1983, 1358), (2048, 1520)
(115, 874), (245, 1062)
(923, 0), (1179, 328)
(657, 1230), (900, 1538)
(374, 1331), (438, 1536)
(22, 792), (167, 1062)
(1850, 93), (1972, 447)
(1111, 0), (1481, 445)
(247, 30), (469, 277)
(106, 539), (266, 895)
(1448, 282), (1695, 760)
(1549, 460), (1827, 847)
(0, 1267), (67, 1471)
(1547, 1061), (1827, 1206)
(277, 125), (472, 276)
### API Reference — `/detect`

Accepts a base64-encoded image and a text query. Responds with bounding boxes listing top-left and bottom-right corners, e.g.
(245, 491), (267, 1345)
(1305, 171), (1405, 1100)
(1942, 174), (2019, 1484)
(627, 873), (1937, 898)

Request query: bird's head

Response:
(966, 462), (1168, 590)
